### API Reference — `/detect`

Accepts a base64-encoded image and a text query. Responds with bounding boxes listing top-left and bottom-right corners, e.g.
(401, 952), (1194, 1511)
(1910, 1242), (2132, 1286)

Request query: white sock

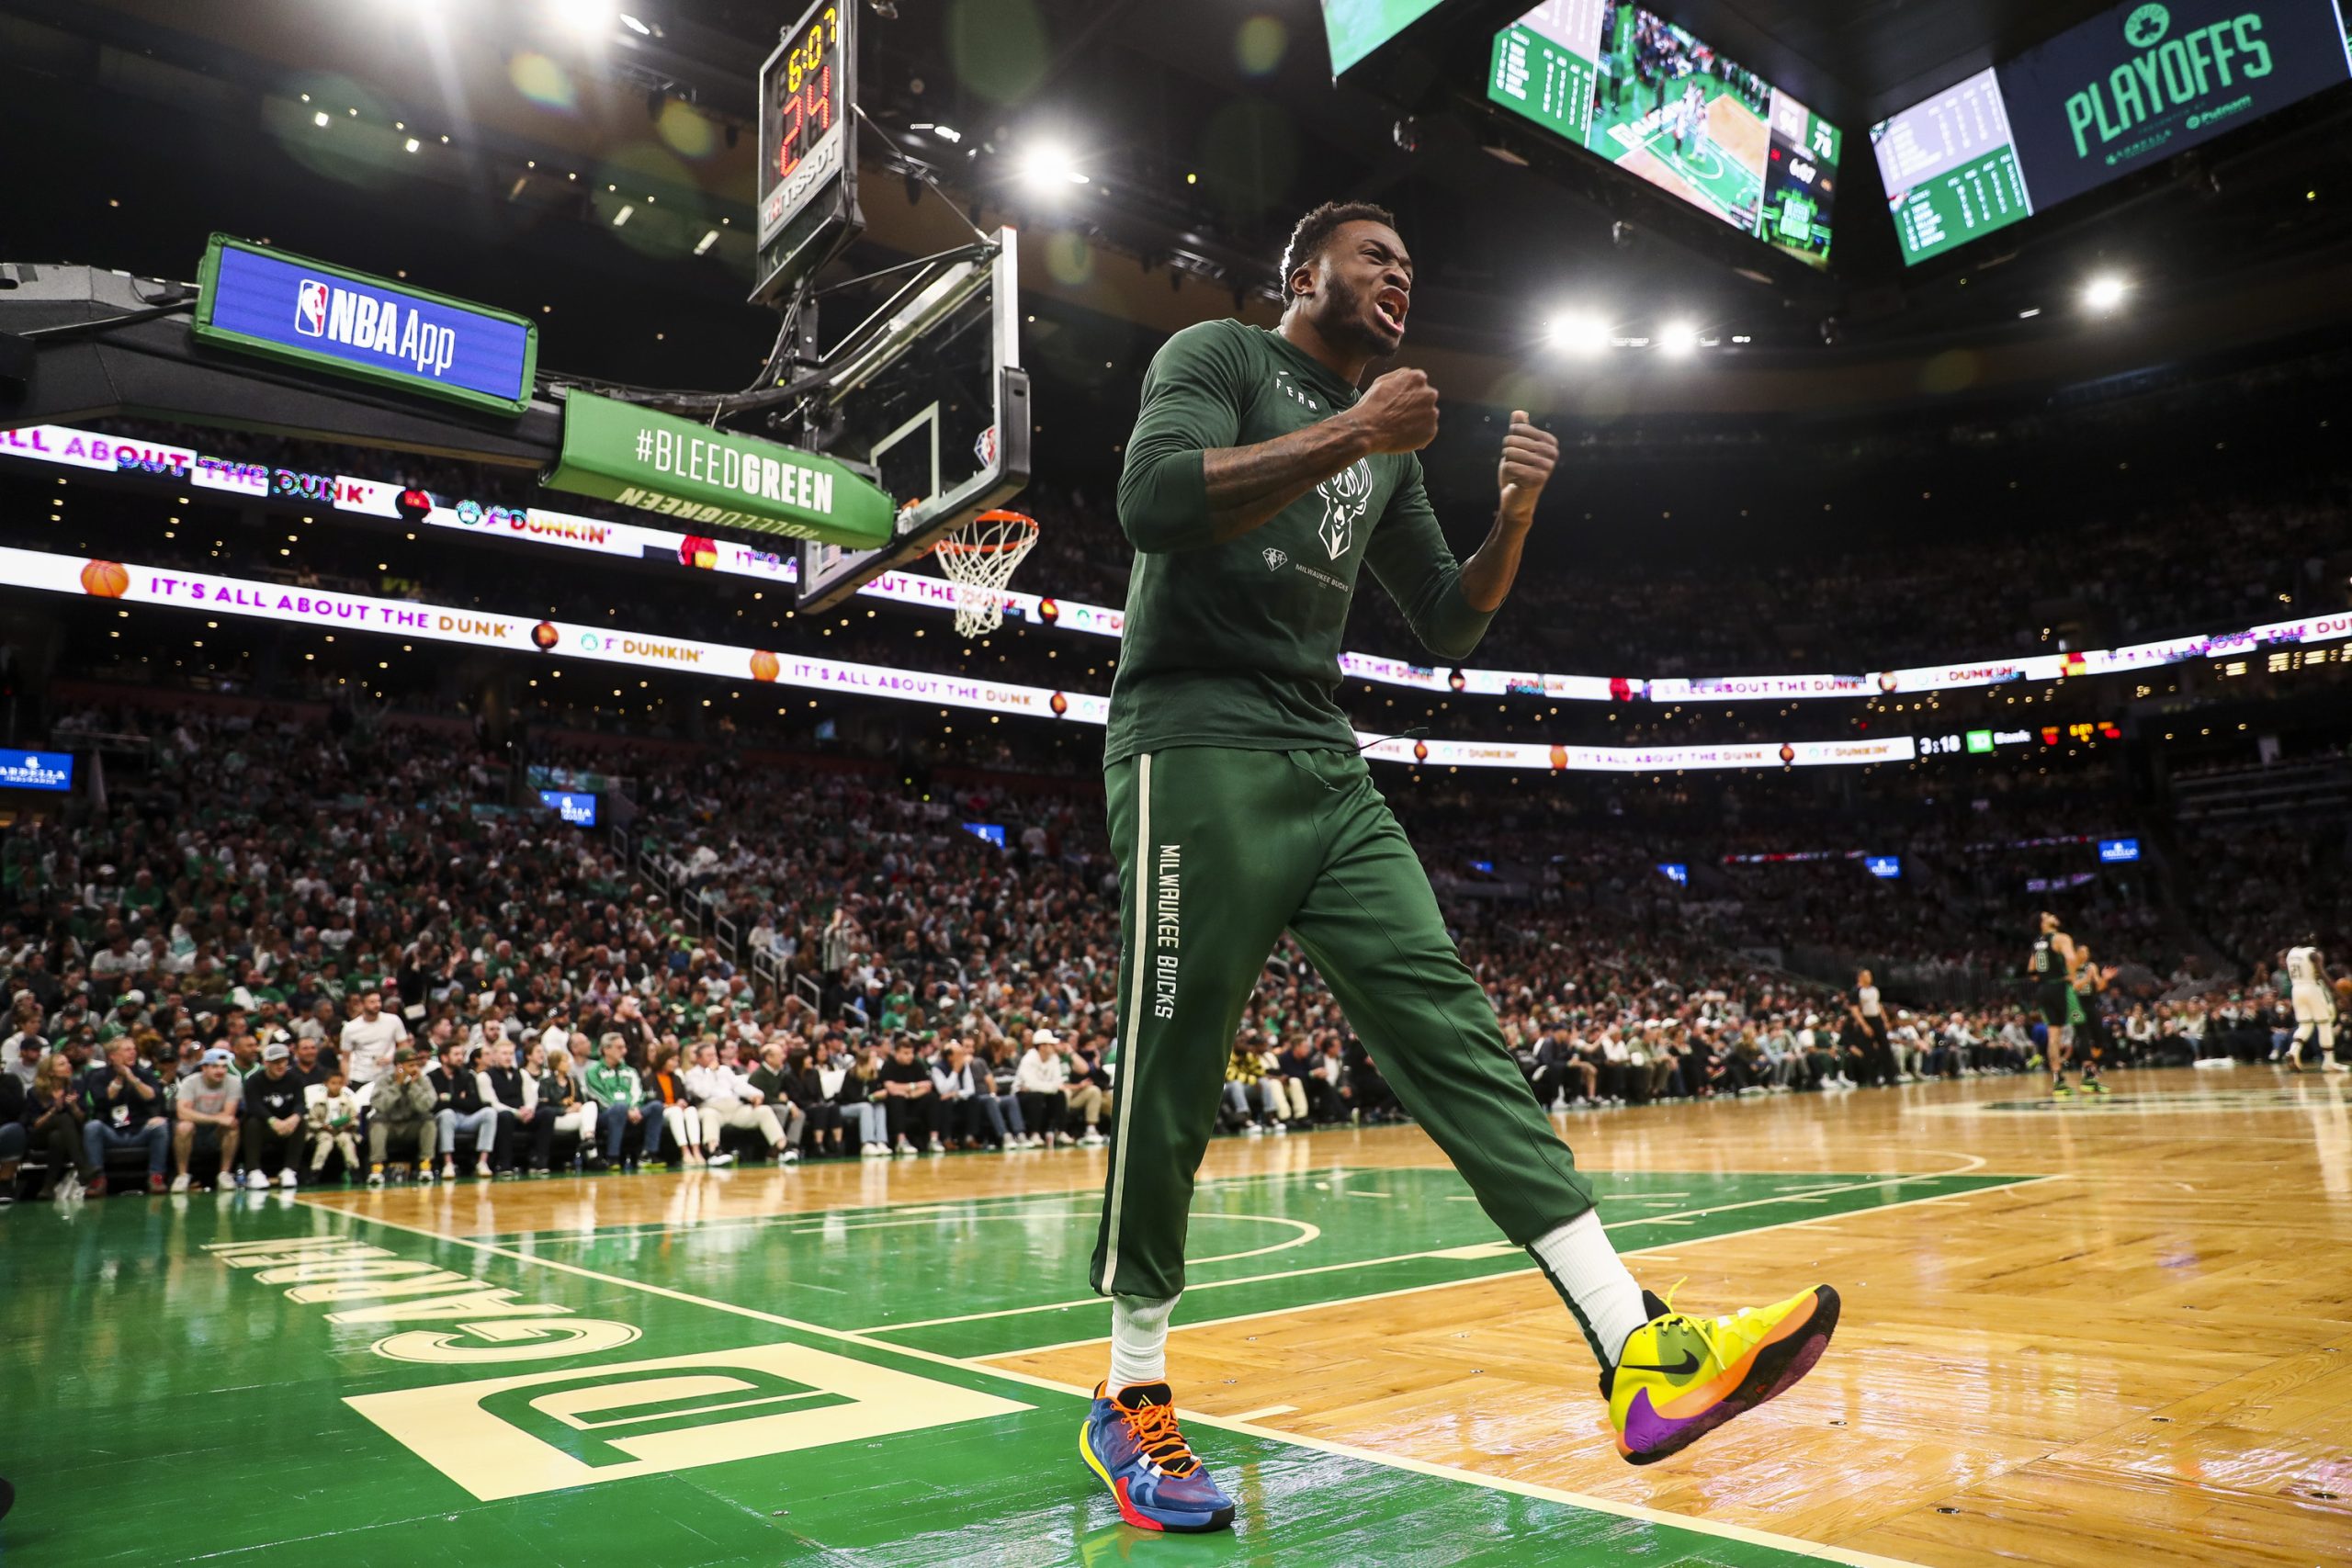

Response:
(1530, 1211), (1649, 1368)
(1108, 1292), (1177, 1390)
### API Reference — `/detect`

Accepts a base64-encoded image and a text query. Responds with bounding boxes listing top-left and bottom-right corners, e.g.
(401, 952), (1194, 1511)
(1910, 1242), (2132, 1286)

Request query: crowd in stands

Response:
(0, 694), (2303, 1206)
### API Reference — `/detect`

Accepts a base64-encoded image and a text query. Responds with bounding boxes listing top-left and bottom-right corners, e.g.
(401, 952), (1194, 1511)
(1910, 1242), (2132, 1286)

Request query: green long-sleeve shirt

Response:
(583, 1060), (643, 1110)
(1106, 320), (1495, 765)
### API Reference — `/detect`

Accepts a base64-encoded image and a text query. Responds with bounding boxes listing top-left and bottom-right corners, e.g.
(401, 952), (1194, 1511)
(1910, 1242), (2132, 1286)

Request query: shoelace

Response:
(1654, 1278), (1765, 1358)
(1120, 1400), (1201, 1477)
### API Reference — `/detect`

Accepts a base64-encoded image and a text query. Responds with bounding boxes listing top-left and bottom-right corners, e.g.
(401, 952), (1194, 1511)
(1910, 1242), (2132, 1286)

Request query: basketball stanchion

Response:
(929, 509), (1038, 638)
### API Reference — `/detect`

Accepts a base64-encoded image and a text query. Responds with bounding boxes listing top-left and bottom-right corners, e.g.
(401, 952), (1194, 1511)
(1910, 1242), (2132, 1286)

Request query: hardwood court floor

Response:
(6, 1066), (2348, 1566)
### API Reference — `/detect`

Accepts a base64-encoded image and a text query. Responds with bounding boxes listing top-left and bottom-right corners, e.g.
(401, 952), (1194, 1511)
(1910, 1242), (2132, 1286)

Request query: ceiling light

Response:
(312, 110), (331, 128)
(547, 0), (616, 40)
(611, 203), (634, 226)
(403, 137), (421, 153)
(694, 228), (719, 254)
(618, 12), (651, 35)
(1544, 310), (1611, 355)
(1657, 321), (1699, 355)
(2083, 275), (2127, 311)
(1018, 141), (1087, 193)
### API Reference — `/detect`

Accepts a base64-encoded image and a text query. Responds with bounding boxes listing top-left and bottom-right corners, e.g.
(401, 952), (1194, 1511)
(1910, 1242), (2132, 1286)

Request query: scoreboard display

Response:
(1486, 2), (1839, 266)
(1875, 0), (2352, 264)
(1319, 0), (1450, 76)
(753, 0), (862, 303)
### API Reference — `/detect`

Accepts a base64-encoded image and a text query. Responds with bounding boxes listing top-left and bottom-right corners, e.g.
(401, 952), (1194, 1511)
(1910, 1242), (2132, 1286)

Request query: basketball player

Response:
(1078, 201), (1839, 1533)
(2069, 942), (2113, 1095)
(2282, 937), (2345, 1073)
(2029, 910), (2080, 1098)
(1673, 79), (1705, 155)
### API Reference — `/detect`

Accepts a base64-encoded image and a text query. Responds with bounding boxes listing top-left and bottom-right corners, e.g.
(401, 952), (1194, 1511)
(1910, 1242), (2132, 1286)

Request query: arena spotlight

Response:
(1657, 321), (1699, 355)
(547, 0), (617, 41)
(1545, 311), (1611, 355)
(1017, 141), (1088, 193)
(2083, 275), (2128, 312)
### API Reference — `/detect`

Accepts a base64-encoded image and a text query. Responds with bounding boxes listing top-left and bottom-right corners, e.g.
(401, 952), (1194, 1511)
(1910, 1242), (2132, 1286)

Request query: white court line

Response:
(987, 1175), (2074, 1363)
(470, 1162), (1366, 1245)
(858, 1169), (2016, 1337)
(1228, 1403), (1297, 1421)
(305, 1201), (1931, 1568)
(855, 1170), (2013, 1344)
(770, 1210), (1320, 1268)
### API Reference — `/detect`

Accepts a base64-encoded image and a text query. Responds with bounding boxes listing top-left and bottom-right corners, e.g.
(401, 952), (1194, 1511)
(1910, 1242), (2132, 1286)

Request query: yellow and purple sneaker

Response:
(1080, 1381), (1237, 1533)
(1605, 1283), (1840, 1465)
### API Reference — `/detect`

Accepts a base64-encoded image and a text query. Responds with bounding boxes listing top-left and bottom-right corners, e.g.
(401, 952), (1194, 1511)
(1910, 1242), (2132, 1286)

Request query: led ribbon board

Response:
(545, 391), (897, 547)
(10, 546), (1917, 775)
(193, 236), (537, 414)
(11, 418), (2352, 704)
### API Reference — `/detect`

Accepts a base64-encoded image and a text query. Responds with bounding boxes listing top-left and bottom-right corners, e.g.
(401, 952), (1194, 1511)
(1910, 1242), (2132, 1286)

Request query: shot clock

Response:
(753, 0), (864, 303)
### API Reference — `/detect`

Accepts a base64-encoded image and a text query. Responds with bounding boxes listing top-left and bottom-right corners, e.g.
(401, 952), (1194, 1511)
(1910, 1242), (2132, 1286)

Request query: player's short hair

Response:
(1278, 200), (1398, 300)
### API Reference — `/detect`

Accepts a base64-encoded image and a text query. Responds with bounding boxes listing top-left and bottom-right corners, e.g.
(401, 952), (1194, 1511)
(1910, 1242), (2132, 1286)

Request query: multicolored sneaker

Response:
(1605, 1283), (1840, 1465)
(1080, 1382), (1237, 1533)
(2052, 1080), (2075, 1100)
(2081, 1077), (2109, 1096)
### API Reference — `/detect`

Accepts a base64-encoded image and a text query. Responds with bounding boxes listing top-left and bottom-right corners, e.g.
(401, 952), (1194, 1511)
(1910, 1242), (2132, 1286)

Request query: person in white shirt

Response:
(1013, 1030), (1071, 1148)
(685, 1041), (795, 1163)
(337, 992), (407, 1087)
(2282, 939), (2344, 1073)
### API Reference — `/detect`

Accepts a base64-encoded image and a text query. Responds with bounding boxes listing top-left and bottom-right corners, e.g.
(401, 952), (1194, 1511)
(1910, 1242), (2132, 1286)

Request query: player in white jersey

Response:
(2281, 940), (2344, 1073)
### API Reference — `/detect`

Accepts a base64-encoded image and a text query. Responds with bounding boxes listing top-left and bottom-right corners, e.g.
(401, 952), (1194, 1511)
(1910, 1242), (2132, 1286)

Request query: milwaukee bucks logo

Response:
(1315, 461), (1374, 560)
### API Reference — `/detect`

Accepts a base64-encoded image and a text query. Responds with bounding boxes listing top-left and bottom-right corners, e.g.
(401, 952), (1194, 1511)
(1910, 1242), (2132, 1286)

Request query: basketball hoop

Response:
(930, 509), (1038, 637)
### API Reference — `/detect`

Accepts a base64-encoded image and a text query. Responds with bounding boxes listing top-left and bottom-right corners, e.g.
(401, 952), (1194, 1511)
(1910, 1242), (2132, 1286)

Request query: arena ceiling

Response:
(6, 0), (2351, 387)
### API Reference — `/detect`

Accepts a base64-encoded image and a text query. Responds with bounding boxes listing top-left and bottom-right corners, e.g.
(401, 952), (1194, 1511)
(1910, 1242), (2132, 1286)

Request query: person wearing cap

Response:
(241, 1042), (307, 1190)
(1014, 1029), (1072, 1148)
(7, 1031), (45, 1092)
(170, 1046), (243, 1193)
(361, 1045), (438, 1185)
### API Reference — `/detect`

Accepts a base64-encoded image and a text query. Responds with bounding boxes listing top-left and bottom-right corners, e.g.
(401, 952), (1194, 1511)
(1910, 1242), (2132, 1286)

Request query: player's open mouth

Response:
(1374, 288), (1408, 332)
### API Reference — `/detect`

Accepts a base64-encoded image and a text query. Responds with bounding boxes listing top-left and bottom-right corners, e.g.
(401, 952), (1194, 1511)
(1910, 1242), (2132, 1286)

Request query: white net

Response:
(931, 511), (1038, 637)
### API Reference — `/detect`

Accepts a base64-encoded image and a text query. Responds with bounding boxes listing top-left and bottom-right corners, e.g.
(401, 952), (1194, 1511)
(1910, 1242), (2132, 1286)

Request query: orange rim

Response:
(930, 510), (1037, 557)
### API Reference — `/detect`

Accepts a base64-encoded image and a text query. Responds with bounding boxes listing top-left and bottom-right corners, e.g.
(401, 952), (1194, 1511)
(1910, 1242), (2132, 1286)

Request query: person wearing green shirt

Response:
(1080, 203), (1839, 1533)
(582, 1034), (651, 1171)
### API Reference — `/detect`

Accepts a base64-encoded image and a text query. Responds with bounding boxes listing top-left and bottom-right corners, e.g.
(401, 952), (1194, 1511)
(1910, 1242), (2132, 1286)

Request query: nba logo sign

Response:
(295, 280), (329, 337)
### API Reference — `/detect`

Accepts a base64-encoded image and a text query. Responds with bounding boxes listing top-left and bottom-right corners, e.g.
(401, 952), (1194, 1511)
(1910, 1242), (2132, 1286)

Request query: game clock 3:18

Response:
(775, 4), (840, 183)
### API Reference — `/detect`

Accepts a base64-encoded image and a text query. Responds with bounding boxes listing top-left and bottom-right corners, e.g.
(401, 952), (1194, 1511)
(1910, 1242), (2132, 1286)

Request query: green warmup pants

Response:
(1089, 746), (1599, 1303)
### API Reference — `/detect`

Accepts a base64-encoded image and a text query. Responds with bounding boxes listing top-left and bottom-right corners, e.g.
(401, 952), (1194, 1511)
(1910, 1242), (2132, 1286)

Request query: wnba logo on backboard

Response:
(296, 280), (330, 337)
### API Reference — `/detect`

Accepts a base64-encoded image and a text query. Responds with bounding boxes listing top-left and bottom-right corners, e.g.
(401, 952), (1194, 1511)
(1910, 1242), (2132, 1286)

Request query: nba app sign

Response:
(194, 235), (538, 414)
(1996, 0), (2352, 209)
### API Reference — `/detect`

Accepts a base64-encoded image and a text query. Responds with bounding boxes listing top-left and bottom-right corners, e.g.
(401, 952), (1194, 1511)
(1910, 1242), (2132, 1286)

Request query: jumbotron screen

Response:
(1486, 1), (1840, 266)
(1319, 0), (1449, 76)
(1873, 0), (2352, 264)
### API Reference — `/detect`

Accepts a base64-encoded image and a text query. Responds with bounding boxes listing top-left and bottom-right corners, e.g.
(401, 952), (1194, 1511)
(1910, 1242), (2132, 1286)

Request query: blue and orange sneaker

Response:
(1605, 1283), (1840, 1465)
(1080, 1381), (1237, 1532)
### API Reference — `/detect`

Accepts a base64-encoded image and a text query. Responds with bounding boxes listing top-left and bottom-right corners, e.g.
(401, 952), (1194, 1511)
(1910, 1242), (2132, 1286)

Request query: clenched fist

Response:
(1497, 410), (1558, 526)
(1348, 367), (1440, 455)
